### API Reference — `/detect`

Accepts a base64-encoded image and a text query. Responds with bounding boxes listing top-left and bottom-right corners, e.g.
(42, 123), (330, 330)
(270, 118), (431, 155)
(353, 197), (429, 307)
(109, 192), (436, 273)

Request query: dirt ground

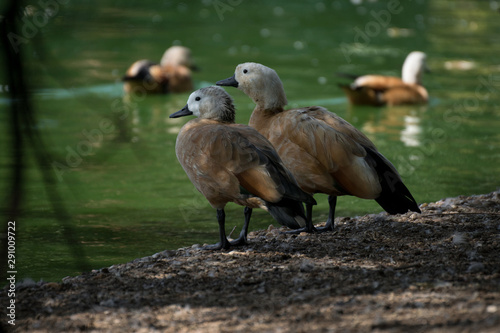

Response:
(2, 191), (500, 332)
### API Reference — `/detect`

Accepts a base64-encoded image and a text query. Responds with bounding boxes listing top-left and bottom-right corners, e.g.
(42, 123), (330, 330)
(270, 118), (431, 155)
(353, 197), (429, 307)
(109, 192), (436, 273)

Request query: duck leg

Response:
(204, 208), (231, 250)
(230, 207), (252, 246)
(316, 195), (337, 232)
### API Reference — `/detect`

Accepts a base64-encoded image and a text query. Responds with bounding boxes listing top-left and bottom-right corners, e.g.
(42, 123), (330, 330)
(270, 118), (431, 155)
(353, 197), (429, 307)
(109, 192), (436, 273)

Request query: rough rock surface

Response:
(2, 191), (500, 332)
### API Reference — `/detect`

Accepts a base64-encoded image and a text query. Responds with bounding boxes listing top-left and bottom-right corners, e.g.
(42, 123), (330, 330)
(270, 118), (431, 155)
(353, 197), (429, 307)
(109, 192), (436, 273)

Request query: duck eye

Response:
(195, 96), (201, 101)
(243, 69), (248, 74)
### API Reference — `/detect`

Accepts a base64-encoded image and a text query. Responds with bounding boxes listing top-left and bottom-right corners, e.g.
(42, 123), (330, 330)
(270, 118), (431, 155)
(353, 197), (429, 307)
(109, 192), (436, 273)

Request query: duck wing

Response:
(177, 121), (313, 205)
(352, 75), (405, 90)
(262, 107), (380, 198)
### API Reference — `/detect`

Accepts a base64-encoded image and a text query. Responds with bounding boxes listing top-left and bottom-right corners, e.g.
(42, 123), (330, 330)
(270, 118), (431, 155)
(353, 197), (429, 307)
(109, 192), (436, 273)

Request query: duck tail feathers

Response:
(365, 147), (421, 214)
(266, 198), (308, 229)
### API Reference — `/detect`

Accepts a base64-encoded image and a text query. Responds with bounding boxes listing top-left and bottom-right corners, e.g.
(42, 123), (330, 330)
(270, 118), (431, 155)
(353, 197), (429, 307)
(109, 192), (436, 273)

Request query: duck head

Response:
(217, 62), (288, 112)
(402, 51), (429, 85)
(161, 46), (199, 71)
(169, 86), (235, 123)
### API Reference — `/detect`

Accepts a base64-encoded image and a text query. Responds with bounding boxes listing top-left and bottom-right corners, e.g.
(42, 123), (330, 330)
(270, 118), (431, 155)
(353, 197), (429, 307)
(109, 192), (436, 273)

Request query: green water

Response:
(1, 0), (499, 283)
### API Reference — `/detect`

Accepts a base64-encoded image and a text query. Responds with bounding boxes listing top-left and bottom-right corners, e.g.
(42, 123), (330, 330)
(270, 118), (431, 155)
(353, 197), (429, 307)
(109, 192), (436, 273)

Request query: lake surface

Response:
(1, 0), (499, 283)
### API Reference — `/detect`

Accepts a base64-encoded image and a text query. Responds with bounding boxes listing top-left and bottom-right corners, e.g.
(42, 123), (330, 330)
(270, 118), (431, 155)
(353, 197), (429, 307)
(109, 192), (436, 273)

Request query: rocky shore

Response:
(2, 191), (500, 332)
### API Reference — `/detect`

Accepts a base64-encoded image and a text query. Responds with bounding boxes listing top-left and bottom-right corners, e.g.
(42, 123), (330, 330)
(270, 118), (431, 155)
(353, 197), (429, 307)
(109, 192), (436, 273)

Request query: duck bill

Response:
(216, 75), (239, 87)
(169, 105), (193, 118)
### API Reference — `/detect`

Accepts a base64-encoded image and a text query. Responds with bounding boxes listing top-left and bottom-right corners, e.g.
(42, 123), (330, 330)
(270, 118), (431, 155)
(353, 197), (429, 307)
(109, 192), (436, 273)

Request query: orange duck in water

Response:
(123, 46), (198, 94)
(339, 51), (429, 106)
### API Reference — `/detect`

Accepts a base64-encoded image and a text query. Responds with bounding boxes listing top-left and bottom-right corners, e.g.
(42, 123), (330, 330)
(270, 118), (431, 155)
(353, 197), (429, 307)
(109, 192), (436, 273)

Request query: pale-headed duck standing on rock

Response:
(170, 86), (316, 250)
(217, 63), (421, 233)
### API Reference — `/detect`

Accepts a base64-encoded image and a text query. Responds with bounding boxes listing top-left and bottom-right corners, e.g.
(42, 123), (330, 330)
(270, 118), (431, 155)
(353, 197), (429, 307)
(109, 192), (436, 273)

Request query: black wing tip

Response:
(266, 198), (307, 229)
(364, 146), (422, 216)
(375, 189), (421, 215)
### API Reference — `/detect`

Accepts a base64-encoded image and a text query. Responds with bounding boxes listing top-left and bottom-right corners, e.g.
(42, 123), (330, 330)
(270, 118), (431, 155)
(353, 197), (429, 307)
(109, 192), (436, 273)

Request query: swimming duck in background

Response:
(169, 86), (316, 250)
(338, 51), (429, 106)
(123, 46), (198, 94)
(217, 62), (420, 233)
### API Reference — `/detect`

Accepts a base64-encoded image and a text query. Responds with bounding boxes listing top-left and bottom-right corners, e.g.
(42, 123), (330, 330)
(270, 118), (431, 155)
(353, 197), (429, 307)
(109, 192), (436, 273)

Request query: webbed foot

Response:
(229, 236), (248, 246)
(202, 240), (230, 251)
(282, 225), (317, 234)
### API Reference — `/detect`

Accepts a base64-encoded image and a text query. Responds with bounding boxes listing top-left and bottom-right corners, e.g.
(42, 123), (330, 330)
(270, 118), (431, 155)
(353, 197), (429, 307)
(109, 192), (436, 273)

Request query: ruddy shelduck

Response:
(123, 46), (197, 94)
(339, 51), (429, 106)
(169, 86), (316, 249)
(217, 63), (420, 233)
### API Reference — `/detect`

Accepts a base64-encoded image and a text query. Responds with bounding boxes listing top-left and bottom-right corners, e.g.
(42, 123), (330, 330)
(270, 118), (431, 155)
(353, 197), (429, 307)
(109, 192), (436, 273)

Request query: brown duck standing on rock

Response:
(217, 62), (421, 233)
(169, 86), (316, 250)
